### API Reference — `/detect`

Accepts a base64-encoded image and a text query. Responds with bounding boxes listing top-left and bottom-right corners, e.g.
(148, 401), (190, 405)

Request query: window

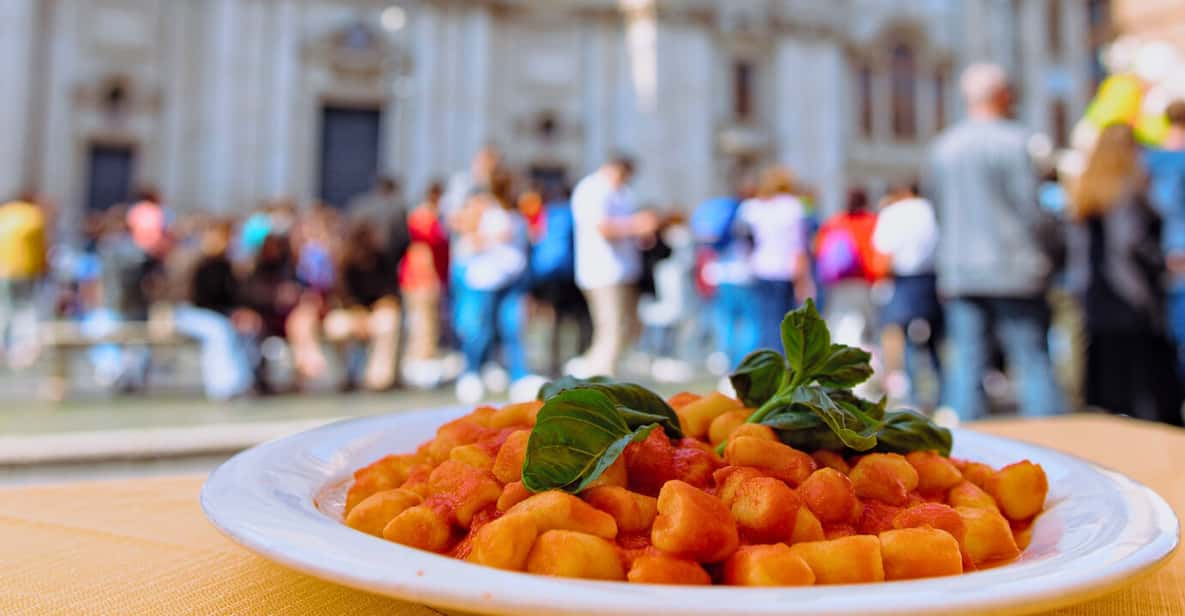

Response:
(934, 69), (947, 132)
(1051, 99), (1069, 148)
(733, 61), (755, 121)
(890, 44), (917, 139)
(1046, 0), (1062, 56)
(858, 63), (873, 138)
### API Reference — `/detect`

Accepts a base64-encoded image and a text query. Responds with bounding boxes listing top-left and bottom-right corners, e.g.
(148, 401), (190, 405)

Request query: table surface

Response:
(2, 414), (1183, 616)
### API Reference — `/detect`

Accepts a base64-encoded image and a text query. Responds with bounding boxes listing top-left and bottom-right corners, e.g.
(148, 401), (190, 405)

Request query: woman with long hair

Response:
(1067, 123), (1183, 425)
(736, 166), (814, 349)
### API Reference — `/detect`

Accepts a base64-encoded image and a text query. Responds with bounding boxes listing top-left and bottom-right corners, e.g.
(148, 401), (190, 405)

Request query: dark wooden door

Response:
(85, 144), (135, 211)
(318, 105), (382, 208)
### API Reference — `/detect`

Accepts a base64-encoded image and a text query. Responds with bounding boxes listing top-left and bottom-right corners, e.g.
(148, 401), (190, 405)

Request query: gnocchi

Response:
(341, 392), (1048, 586)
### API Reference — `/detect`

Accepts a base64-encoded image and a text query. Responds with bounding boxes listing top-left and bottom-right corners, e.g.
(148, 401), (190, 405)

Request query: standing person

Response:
(814, 188), (883, 349)
(873, 183), (943, 410)
(737, 166), (814, 351)
(349, 176), (411, 302)
(400, 181), (450, 387)
(443, 145), (504, 355)
(694, 188), (757, 374)
(1067, 124), (1183, 425)
(569, 155), (657, 377)
(927, 63), (1064, 420)
(1146, 100), (1185, 375)
(528, 186), (591, 377)
(453, 171), (535, 402)
(0, 194), (48, 369)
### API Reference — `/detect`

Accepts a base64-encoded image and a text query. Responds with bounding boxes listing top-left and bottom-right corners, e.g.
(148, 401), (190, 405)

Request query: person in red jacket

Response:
(814, 189), (886, 349)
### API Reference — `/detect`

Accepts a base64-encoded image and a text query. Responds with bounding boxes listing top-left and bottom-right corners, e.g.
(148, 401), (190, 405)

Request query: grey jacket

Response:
(925, 119), (1052, 298)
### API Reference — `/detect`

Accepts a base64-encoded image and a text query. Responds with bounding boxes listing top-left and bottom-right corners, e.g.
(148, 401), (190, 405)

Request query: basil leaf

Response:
(521, 388), (658, 493)
(578, 383), (683, 438)
(761, 406), (846, 451)
(780, 299), (831, 389)
(815, 344), (873, 388)
(874, 410), (952, 457)
(828, 389), (888, 422)
(537, 375), (617, 401)
(728, 349), (787, 407)
(790, 386), (879, 451)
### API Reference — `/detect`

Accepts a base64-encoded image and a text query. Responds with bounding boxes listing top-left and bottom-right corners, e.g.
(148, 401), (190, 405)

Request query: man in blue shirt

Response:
(1146, 100), (1185, 374)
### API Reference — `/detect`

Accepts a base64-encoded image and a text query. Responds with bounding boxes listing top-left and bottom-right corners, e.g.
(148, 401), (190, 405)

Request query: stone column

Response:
(1061, 0), (1092, 118)
(266, 0), (299, 200)
(459, 6), (491, 165)
(0, 0), (36, 199)
(581, 21), (613, 175)
(38, 0), (79, 224)
(201, 0), (240, 212)
(653, 19), (713, 208)
(408, 4), (440, 194)
(621, 0), (662, 203)
(775, 38), (845, 216)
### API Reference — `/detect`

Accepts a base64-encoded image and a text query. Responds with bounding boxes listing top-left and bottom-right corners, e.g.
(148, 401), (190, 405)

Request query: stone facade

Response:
(2, 0), (1093, 237)
(1112, 0), (1185, 56)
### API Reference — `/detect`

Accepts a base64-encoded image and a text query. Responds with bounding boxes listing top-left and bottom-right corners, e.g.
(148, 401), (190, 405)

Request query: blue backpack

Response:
(530, 202), (575, 282)
(691, 197), (742, 251)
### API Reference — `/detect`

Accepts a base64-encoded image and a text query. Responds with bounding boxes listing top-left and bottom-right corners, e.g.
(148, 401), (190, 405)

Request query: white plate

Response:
(202, 406), (1179, 616)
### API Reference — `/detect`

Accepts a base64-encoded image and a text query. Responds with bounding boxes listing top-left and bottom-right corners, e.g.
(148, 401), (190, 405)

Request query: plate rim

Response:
(201, 407), (1180, 616)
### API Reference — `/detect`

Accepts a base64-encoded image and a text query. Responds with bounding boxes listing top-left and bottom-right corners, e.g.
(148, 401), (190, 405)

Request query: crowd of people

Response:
(1, 61), (1184, 426)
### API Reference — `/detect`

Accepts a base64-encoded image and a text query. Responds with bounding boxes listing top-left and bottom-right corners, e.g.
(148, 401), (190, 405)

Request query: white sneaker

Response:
(717, 376), (737, 397)
(402, 359), (442, 389)
(706, 351), (730, 376)
(481, 364), (510, 393)
(652, 358), (693, 383)
(455, 373), (485, 404)
(564, 356), (591, 378)
(509, 374), (548, 403)
(932, 406), (961, 428)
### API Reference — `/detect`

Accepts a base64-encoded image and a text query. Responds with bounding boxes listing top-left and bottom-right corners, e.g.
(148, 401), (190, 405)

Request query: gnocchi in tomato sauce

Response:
(341, 392), (1047, 585)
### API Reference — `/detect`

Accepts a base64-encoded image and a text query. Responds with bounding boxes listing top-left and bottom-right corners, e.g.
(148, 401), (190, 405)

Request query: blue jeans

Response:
(172, 304), (254, 400)
(456, 282), (529, 381)
(714, 282), (760, 367)
(944, 297), (1065, 420)
(1168, 288), (1185, 378)
(752, 278), (795, 351)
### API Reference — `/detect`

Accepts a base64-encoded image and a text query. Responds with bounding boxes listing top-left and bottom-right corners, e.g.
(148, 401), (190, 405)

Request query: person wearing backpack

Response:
(694, 186), (757, 373)
(528, 186), (591, 377)
(814, 189), (883, 349)
(736, 166), (814, 351)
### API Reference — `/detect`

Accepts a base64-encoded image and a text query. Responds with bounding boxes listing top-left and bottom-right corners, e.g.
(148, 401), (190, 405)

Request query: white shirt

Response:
(873, 197), (938, 276)
(572, 171), (641, 289)
(737, 194), (806, 281)
(464, 207), (527, 291)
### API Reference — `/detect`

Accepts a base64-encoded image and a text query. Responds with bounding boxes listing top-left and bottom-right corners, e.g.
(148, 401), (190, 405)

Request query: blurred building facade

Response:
(1111, 0), (1185, 56)
(1, 0), (1094, 235)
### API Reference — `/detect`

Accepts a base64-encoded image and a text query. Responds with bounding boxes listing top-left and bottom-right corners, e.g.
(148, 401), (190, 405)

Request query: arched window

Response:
(857, 63), (873, 138)
(732, 60), (755, 121)
(890, 43), (917, 139)
(934, 68), (947, 132)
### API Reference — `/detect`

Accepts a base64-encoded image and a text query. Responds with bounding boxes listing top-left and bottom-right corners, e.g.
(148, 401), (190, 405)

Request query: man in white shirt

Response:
(569, 156), (657, 376)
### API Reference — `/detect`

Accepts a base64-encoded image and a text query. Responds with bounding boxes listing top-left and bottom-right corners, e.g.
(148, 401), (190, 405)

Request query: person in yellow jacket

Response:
(0, 196), (48, 368)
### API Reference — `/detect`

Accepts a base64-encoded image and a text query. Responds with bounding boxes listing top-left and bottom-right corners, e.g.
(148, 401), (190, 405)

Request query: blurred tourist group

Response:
(2, 61), (1185, 426)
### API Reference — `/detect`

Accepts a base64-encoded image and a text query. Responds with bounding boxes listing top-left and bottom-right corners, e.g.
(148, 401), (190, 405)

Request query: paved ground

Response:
(0, 368), (716, 486)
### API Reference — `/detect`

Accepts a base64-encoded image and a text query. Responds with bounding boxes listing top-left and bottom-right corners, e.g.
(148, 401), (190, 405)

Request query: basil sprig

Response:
(521, 381), (684, 493)
(722, 299), (952, 457)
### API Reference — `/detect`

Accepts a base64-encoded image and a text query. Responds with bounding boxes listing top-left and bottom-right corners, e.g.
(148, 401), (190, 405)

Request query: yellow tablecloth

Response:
(1, 415), (1182, 615)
